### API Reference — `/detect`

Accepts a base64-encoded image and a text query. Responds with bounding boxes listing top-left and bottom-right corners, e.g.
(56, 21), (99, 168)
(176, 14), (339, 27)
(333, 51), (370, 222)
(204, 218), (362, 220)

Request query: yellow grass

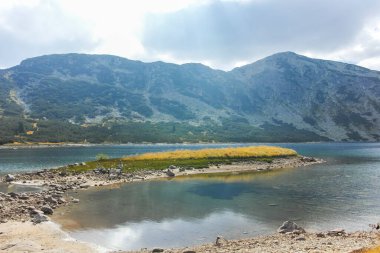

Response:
(123, 146), (297, 161)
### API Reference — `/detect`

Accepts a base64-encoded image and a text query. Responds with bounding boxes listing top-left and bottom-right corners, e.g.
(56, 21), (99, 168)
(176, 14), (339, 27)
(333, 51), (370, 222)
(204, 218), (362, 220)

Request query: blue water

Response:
(0, 143), (252, 174)
(32, 142), (380, 251)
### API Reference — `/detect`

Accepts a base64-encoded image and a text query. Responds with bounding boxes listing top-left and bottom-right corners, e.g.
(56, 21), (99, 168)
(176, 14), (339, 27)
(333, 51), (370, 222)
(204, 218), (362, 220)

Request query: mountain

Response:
(0, 52), (379, 144)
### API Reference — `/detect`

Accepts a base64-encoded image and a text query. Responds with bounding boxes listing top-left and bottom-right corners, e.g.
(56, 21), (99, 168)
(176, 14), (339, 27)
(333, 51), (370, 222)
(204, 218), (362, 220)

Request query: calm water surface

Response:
(1, 143), (380, 251)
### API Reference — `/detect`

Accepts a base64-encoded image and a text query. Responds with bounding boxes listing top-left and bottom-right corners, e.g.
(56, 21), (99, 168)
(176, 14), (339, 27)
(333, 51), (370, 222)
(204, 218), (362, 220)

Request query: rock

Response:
(215, 236), (227, 246)
(41, 205), (54, 215)
(32, 212), (49, 223)
(18, 194), (29, 200)
(72, 198), (80, 203)
(80, 183), (90, 188)
(166, 169), (175, 177)
(58, 171), (67, 176)
(45, 196), (58, 205)
(109, 174), (118, 180)
(29, 208), (43, 215)
(183, 251), (196, 253)
(369, 223), (380, 230)
(295, 236), (306, 241)
(152, 249), (164, 252)
(8, 192), (19, 198)
(27, 206), (36, 211)
(169, 165), (177, 170)
(277, 221), (305, 234)
(327, 228), (345, 236)
(316, 232), (325, 238)
(57, 197), (66, 204)
(301, 156), (317, 162)
(5, 174), (15, 182)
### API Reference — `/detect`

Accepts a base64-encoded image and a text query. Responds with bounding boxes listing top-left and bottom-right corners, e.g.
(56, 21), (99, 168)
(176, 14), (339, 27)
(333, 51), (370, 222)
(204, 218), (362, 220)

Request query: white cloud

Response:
(142, 0), (380, 70)
(0, 0), (380, 71)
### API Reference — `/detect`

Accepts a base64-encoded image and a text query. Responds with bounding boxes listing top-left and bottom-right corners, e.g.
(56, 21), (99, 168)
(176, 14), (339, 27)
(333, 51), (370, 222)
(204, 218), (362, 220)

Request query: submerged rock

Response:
(72, 198), (80, 203)
(277, 221), (305, 234)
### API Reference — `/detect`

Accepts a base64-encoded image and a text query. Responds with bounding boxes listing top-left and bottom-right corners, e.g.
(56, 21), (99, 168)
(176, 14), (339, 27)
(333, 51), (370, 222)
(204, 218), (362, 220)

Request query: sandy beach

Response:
(0, 221), (103, 253)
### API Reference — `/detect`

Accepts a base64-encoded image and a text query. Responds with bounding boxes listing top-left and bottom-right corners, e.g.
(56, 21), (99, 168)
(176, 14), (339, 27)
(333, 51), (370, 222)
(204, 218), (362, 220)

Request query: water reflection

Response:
(71, 211), (267, 251)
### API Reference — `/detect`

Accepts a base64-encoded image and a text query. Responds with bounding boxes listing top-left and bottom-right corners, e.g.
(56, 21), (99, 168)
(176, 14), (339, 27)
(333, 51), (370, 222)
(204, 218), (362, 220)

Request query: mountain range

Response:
(0, 52), (379, 144)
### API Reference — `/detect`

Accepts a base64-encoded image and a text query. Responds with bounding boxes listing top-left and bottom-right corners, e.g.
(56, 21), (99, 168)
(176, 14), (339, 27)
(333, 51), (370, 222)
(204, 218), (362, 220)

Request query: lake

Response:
(1, 143), (380, 251)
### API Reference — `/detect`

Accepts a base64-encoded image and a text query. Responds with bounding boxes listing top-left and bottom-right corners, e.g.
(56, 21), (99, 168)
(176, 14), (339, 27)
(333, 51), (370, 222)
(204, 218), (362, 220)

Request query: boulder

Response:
(301, 156), (317, 162)
(58, 171), (67, 176)
(41, 205), (54, 215)
(327, 228), (345, 236)
(166, 169), (175, 177)
(5, 174), (15, 182)
(277, 221), (305, 234)
(58, 197), (66, 204)
(45, 196), (58, 205)
(152, 249), (164, 253)
(18, 194), (29, 200)
(8, 192), (19, 198)
(32, 212), (49, 224)
(80, 183), (91, 188)
(215, 236), (228, 246)
(109, 174), (118, 180)
(72, 198), (80, 203)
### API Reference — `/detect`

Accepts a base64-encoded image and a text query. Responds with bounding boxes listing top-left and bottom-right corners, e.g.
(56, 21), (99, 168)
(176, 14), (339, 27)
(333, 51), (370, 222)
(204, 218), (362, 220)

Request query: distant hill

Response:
(0, 52), (379, 144)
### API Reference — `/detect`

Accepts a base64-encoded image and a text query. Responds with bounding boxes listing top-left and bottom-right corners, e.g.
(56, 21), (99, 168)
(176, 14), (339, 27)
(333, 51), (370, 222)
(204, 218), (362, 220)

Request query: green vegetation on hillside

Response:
(1, 52), (379, 143)
(0, 116), (329, 145)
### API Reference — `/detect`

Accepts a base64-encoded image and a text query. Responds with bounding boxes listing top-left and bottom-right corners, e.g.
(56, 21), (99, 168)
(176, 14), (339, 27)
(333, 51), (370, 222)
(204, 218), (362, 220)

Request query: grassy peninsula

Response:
(60, 146), (298, 173)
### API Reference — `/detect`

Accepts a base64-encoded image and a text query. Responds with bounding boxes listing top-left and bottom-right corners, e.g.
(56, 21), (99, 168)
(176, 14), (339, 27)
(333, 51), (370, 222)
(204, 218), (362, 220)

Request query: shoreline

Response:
(1, 156), (379, 252)
(123, 230), (380, 253)
(0, 156), (380, 253)
(1, 141), (367, 149)
(1, 156), (321, 223)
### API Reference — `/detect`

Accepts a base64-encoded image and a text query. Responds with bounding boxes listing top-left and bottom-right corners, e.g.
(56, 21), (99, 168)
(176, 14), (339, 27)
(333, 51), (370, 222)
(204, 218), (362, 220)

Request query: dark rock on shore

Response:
(166, 169), (175, 177)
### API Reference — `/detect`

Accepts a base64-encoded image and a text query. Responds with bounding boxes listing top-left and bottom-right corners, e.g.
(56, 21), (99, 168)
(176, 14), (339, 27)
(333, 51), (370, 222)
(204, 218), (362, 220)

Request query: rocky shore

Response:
(1, 155), (379, 253)
(128, 228), (380, 253)
(0, 155), (322, 223)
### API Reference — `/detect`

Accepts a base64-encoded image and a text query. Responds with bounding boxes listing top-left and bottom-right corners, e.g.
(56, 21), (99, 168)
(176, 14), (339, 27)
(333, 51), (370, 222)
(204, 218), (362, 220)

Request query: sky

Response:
(1, 0), (380, 70)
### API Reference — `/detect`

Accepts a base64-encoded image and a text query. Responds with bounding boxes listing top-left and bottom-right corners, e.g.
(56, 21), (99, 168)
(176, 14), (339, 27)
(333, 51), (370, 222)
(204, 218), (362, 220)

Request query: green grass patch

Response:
(56, 156), (278, 174)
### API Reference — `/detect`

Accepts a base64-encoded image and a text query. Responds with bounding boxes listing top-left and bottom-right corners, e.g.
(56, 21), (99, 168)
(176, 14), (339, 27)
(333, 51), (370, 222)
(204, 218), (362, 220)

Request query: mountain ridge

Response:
(0, 52), (379, 144)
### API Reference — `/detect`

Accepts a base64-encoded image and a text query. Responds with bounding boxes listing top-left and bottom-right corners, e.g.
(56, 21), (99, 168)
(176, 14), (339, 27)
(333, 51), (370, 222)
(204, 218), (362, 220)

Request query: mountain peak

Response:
(1, 52), (379, 142)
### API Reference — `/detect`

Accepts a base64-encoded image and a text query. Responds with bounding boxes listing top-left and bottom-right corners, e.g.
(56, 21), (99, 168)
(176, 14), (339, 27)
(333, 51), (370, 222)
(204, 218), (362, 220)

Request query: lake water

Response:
(1, 143), (380, 251)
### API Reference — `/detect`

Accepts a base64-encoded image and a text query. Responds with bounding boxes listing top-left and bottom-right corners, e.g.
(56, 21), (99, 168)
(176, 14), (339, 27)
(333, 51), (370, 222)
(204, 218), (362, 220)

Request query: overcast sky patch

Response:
(0, 0), (380, 70)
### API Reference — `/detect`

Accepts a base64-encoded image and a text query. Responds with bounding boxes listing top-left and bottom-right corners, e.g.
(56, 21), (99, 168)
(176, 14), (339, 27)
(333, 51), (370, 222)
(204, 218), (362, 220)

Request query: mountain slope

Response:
(0, 52), (379, 143)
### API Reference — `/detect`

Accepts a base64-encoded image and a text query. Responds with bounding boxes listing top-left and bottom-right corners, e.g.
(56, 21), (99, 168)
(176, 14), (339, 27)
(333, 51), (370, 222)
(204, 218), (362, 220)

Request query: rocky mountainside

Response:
(0, 52), (379, 143)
